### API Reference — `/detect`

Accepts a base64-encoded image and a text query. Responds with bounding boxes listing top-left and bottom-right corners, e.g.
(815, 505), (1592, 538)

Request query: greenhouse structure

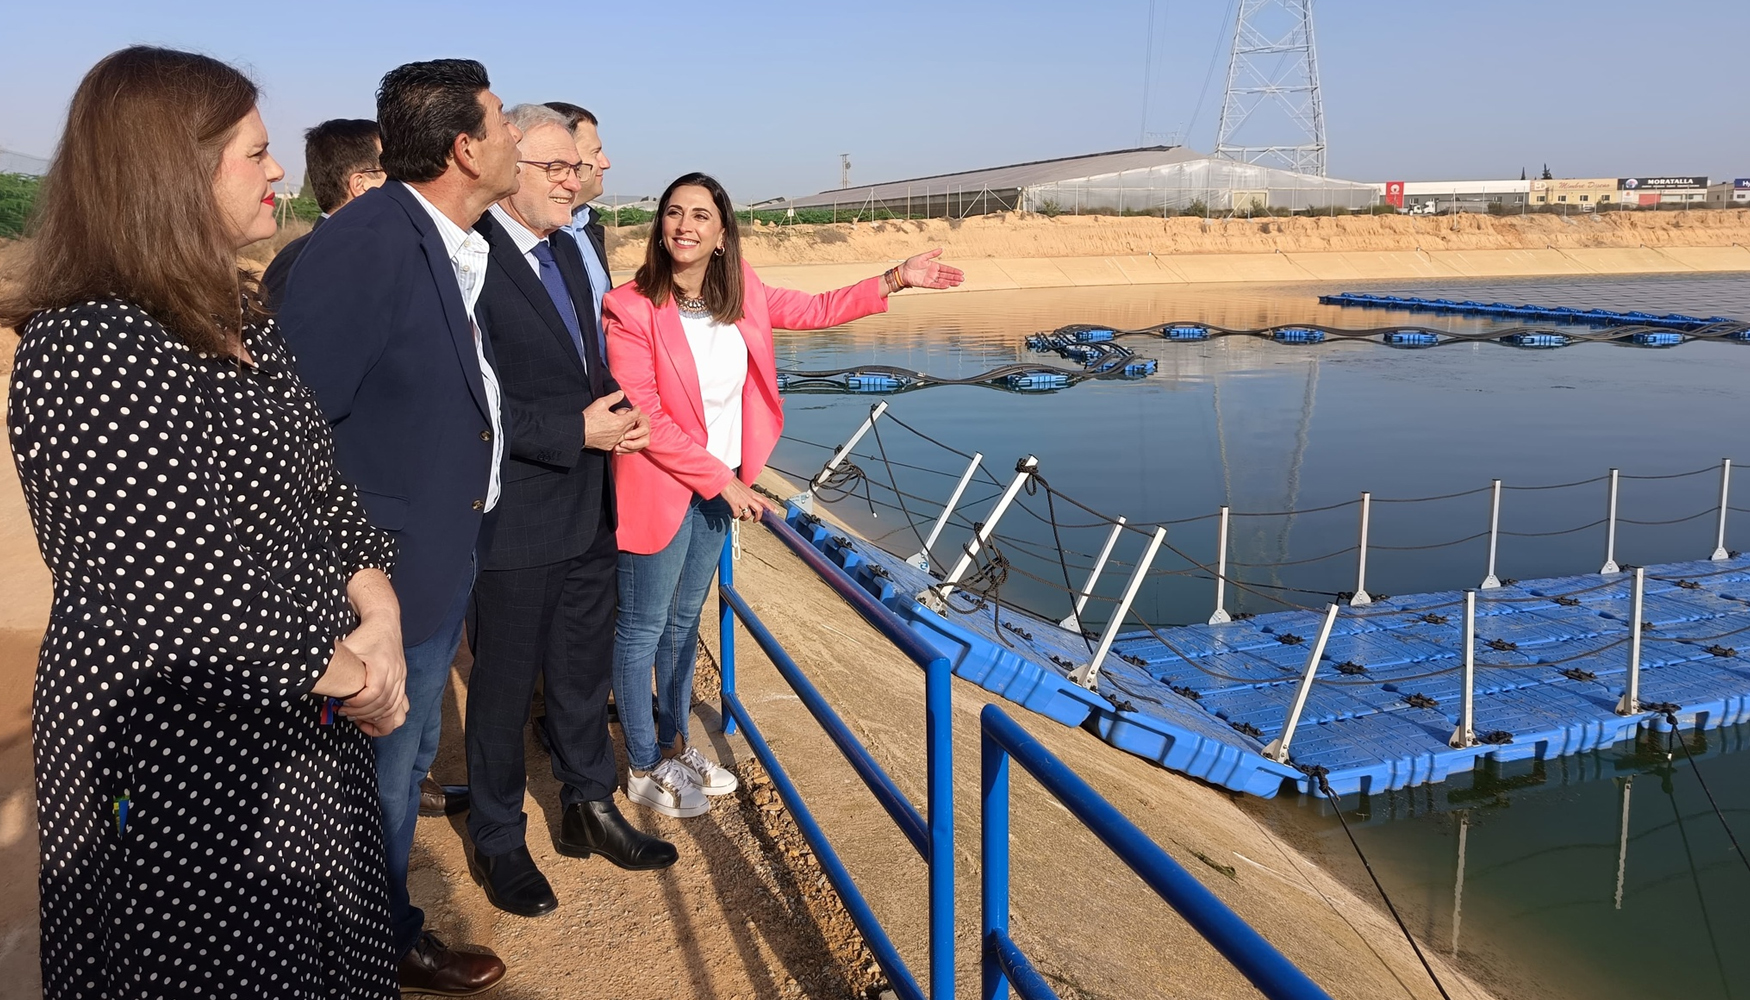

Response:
(768, 146), (1381, 219)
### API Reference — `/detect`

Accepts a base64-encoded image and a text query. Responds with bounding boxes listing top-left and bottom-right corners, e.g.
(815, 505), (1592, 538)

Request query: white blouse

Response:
(679, 311), (749, 470)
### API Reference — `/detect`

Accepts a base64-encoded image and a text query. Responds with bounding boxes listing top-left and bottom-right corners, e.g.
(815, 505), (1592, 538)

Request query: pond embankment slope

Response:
(606, 209), (1750, 293)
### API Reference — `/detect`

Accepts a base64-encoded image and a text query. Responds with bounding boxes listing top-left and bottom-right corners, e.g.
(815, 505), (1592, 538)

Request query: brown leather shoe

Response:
(398, 931), (505, 996)
(419, 777), (470, 817)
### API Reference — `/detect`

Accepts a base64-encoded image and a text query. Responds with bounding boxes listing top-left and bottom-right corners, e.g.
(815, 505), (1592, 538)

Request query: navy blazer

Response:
(260, 214), (322, 310)
(276, 182), (498, 645)
(473, 214), (619, 571)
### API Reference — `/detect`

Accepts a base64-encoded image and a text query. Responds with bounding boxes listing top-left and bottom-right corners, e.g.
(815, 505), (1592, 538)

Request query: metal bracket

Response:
(922, 456), (1037, 607)
(907, 451), (983, 575)
(1261, 603), (1341, 763)
(1060, 517), (1126, 632)
(1615, 568), (1645, 715)
(1449, 590), (1477, 748)
(1070, 526), (1167, 691)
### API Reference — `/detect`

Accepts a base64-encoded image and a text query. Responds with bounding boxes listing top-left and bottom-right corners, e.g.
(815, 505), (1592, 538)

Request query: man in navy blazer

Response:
(276, 59), (520, 997)
(462, 105), (668, 919)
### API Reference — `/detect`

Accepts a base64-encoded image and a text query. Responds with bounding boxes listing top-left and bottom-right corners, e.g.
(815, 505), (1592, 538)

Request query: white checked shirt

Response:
(404, 183), (504, 511)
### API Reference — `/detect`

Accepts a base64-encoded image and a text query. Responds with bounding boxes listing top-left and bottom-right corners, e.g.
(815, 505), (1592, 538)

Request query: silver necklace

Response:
(674, 287), (708, 314)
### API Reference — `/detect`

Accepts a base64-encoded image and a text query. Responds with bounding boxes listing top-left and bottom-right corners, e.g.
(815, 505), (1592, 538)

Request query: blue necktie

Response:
(529, 240), (589, 371)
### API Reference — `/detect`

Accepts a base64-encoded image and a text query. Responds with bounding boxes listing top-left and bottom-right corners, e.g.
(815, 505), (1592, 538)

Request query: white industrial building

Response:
(769, 146), (1382, 218)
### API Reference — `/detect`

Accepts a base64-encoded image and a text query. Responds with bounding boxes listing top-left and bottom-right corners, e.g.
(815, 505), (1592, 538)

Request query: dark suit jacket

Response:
(260, 215), (323, 310)
(581, 216), (609, 282)
(474, 213), (619, 571)
(276, 182), (498, 645)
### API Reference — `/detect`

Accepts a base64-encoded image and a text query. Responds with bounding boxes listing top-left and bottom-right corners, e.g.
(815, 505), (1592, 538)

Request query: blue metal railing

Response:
(979, 703), (1334, 1000)
(721, 510), (1332, 1000)
(718, 512), (956, 1000)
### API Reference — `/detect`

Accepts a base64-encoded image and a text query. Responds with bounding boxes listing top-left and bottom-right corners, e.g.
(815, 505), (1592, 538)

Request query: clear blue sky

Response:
(1, 0), (1744, 201)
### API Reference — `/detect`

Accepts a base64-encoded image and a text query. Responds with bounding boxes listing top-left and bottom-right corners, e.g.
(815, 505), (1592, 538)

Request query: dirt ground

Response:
(605, 208), (1750, 270)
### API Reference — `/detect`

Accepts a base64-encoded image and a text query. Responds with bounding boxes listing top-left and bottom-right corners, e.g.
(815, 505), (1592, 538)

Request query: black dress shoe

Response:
(556, 798), (679, 871)
(398, 931), (506, 996)
(419, 777), (470, 817)
(469, 844), (558, 917)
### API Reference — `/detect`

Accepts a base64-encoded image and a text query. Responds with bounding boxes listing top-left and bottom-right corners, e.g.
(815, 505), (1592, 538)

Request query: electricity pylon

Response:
(1214, 0), (1327, 176)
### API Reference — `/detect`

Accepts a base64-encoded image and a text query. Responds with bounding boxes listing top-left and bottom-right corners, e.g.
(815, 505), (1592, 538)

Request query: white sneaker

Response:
(627, 758), (710, 818)
(671, 746), (740, 796)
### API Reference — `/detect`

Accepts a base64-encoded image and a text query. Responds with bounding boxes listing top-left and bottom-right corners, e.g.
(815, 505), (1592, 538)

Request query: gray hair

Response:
(505, 102), (572, 137)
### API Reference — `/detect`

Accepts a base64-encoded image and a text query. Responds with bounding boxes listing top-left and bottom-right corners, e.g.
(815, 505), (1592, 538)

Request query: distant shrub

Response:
(1038, 198), (1063, 217)
(1369, 203), (1400, 215)
(1185, 198), (1209, 218)
(0, 172), (42, 238)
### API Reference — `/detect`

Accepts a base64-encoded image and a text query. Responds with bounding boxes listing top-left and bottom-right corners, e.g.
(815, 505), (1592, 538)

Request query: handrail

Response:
(718, 511), (956, 999)
(980, 703), (1334, 1000)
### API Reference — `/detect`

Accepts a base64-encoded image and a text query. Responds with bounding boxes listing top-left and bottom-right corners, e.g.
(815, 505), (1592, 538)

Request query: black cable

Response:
(1662, 711), (1750, 878)
(1308, 769), (1455, 1000)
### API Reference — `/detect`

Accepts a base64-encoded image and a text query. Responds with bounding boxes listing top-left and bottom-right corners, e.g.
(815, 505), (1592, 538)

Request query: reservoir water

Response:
(767, 272), (1750, 1000)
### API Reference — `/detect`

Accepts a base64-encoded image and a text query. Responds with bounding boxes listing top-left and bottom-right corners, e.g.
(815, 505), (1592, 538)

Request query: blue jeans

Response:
(374, 569), (472, 959)
(613, 495), (731, 772)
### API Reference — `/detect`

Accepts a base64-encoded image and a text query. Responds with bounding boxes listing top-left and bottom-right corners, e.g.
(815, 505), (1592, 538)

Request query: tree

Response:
(1540, 164), (1554, 180)
(0, 172), (41, 238)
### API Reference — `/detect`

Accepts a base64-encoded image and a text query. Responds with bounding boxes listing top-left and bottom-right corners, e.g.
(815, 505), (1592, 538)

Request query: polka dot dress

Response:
(9, 300), (399, 999)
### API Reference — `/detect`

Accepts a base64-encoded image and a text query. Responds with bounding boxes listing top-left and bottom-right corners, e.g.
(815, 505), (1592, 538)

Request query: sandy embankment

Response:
(607, 209), (1750, 291)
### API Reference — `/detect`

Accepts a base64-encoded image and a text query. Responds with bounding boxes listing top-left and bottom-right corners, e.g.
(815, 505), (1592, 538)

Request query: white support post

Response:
(1071, 526), (1167, 691)
(792, 400), (890, 513)
(1209, 506), (1233, 625)
(1616, 568), (1645, 715)
(1601, 469), (1621, 574)
(1262, 603), (1341, 763)
(922, 456), (1036, 609)
(1351, 493), (1374, 606)
(1481, 480), (1503, 589)
(1450, 590), (1478, 748)
(906, 451), (983, 574)
(1711, 458), (1732, 561)
(1060, 516), (1127, 631)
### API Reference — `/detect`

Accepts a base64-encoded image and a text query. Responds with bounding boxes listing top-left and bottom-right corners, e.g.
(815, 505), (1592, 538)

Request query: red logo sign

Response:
(1385, 181), (1405, 208)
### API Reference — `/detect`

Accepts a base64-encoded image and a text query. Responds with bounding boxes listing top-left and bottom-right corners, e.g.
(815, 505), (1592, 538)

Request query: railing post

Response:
(924, 456), (1037, 609)
(1070, 526), (1167, 691)
(1351, 493), (1374, 606)
(926, 658), (955, 1000)
(1616, 568), (1645, 715)
(1602, 469), (1621, 574)
(1450, 590), (1477, 748)
(1263, 603), (1341, 762)
(1711, 457), (1732, 561)
(908, 450), (984, 574)
(1209, 505), (1233, 624)
(980, 720), (1011, 1000)
(792, 400), (890, 513)
(1061, 516), (1127, 632)
(1481, 479), (1503, 589)
(719, 533), (737, 737)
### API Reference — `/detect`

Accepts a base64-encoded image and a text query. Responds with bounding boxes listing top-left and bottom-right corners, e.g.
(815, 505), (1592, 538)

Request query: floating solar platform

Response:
(784, 509), (1750, 798)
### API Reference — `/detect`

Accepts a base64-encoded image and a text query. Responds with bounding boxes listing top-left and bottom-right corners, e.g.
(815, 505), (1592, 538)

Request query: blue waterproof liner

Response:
(785, 508), (1750, 798)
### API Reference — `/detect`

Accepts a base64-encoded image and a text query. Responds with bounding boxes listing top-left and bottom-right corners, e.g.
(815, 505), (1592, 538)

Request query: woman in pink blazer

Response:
(603, 172), (963, 817)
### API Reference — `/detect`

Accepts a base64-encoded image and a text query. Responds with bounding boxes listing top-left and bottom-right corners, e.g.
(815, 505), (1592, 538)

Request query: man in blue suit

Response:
(277, 58), (521, 996)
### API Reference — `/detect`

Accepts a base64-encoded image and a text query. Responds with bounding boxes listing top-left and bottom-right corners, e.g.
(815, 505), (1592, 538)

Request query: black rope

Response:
(1305, 767), (1455, 1000)
(1619, 508), (1715, 527)
(1024, 465), (1097, 652)
(868, 417), (933, 565)
(1502, 475), (1609, 492)
(1662, 709), (1750, 878)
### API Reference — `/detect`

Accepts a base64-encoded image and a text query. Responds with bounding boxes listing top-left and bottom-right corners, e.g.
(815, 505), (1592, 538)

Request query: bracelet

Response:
(884, 266), (907, 294)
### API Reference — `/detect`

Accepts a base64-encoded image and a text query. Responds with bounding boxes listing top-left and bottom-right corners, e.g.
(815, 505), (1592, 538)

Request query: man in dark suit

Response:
(276, 59), (521, 996)
(545, 102), (613, 324)
(261, 118), (383, 308)
(465, 104), (666, 918)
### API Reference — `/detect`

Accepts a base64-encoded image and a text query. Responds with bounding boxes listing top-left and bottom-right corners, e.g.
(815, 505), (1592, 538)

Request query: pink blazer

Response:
(604, 262), (889, 554)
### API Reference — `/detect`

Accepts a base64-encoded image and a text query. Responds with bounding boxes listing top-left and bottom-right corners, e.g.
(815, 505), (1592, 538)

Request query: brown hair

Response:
(633, 172), (744, 324)
(303, 118), (381, 213)
(0, 46), (264, 353)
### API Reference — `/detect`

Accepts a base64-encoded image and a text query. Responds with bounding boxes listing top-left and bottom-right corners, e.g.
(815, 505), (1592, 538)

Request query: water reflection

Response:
(1279, 725), (1750, 1000)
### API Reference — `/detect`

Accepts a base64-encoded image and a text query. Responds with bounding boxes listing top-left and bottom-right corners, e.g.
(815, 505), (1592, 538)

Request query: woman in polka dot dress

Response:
(2, 48), (410, 998)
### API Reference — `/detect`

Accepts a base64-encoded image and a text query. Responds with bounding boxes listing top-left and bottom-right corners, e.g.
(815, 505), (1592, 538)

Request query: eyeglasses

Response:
(518, 159), (593, 182)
